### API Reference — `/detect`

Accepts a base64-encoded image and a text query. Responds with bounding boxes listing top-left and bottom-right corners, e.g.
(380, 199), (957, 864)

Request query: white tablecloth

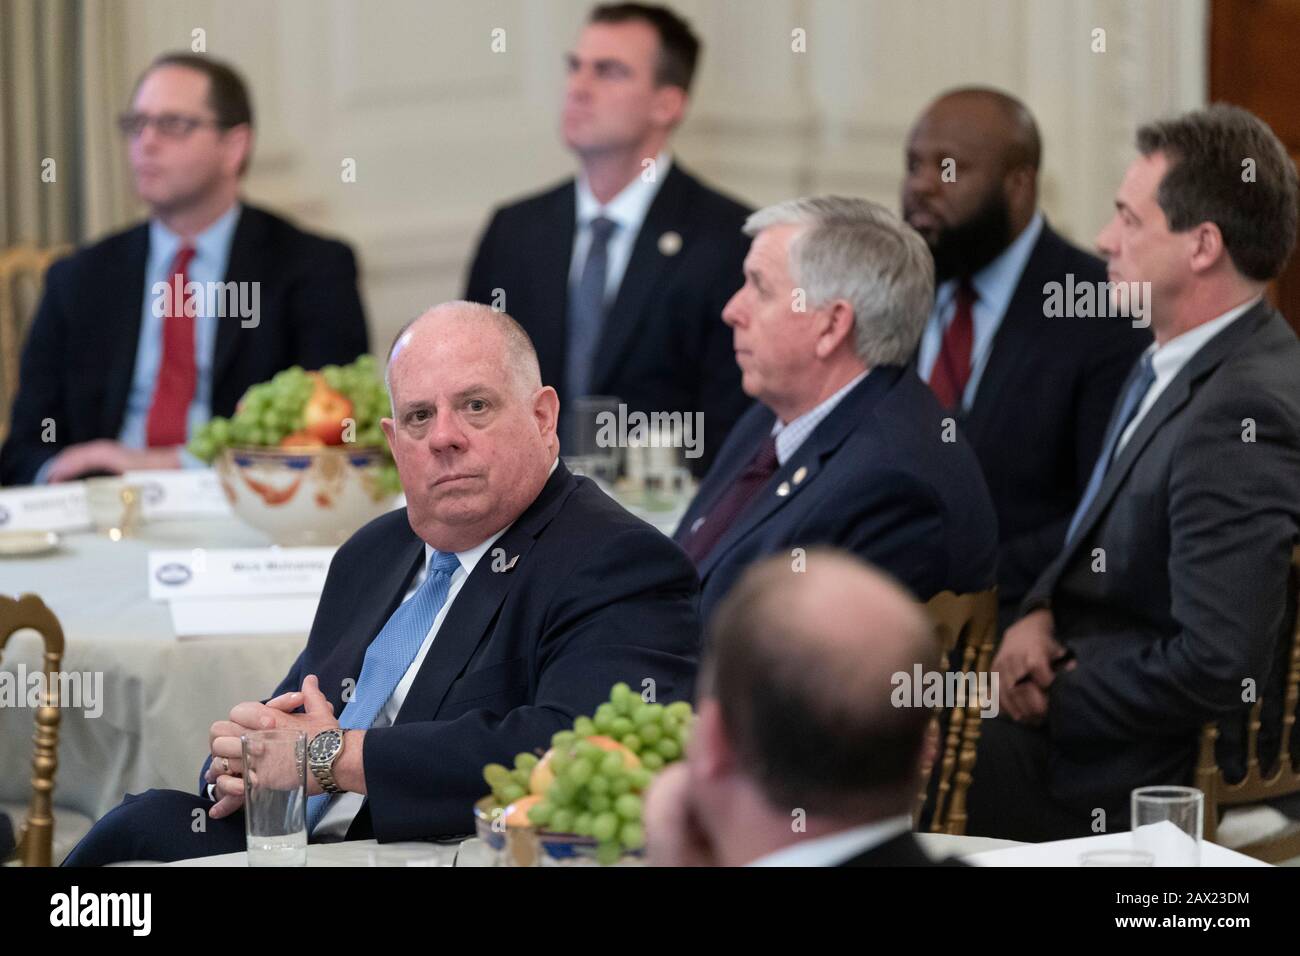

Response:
(0, 519), (308, 821)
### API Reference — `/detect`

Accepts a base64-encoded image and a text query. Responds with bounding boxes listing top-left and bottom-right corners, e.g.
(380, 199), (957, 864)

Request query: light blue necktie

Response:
(1065, 353), (1157, 545)
(565, 215), (617, 404)
(306, 549), (461, 835)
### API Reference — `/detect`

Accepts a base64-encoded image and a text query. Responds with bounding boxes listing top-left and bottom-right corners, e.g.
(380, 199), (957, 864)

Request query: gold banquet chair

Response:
(0, 243), (69, 445)
(1196, 545), (1300, 863)
(915, 587), (999, 836)
(0, 593), (92, 866)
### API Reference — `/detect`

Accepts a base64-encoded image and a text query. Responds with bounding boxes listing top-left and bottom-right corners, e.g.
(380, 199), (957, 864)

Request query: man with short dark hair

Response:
(645, 549), (953, 866)
(0, 53), (369, 486)
(902, 88), (1150, 627)
(968, 105), (1300, 841)
(465, 3), (751, 472)
(673, 196), (997, 622)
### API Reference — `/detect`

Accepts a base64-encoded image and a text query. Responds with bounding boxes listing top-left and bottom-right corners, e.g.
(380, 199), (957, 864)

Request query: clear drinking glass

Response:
(566, 395), (623, 486)
(1131, 785), (1203, 866)
(241, 729), (308, 867)
(85, 477), (144, 539)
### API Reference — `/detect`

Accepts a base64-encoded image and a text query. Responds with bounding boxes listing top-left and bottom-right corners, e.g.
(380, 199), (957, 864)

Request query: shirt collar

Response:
(149, 201), (242, 273)
(770, 369), (869, 464)
(1146, 295), (1261, 383)
(575, 152), (672, 232)
(748, 814), (915, 867)
(935, 210), (1044, 317)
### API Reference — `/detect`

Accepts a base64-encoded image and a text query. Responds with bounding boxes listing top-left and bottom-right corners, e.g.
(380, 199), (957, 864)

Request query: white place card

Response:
(169, 596), (320, 638)
(0, 484), (92, 532)
(148, 547), (336, 601)
(124, 468), (232, 519)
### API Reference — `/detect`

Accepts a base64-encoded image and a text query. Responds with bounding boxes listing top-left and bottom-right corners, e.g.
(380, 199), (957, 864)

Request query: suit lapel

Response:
(393, 463), (578, 723)
(589, 164), (690, 393)
(540, 185), (578, 390)
(697, 370), (898, 580)
(102, 224), (151, 436)
(1055, 302), (1268, 564)
(211, 205), (261, 388)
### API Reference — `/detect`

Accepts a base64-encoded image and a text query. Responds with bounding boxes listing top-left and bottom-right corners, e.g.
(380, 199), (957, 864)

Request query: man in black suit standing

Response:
(673, 197), (997, 623)
(902, 88), (1150, 626)
(63, 302), (700, 864)
(645, 549), (957, 867)
(464, 3), (751, 472)
(0, 53), (368, 487)
(967, 105), (1300, 841)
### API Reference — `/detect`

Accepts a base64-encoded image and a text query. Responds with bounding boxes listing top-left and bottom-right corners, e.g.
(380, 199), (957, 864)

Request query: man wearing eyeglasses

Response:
(0, 53), (369, 486)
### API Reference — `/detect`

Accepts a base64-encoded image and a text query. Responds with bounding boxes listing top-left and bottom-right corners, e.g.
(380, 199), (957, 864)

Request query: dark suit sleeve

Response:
(359, 526), (701, 841)
(464, 211), (502, 306)
(0, 259), (73, 486)
(1047, 390), (1300, 744)
(288, 240), (369, 367)
(838, 472), (950, 601)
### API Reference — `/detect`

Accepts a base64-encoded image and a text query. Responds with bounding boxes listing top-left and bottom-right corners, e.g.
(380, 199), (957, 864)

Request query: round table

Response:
(0, 518), (308, 823)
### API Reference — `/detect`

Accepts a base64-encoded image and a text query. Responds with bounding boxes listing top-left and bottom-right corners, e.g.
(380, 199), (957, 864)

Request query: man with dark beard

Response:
(902, 88), (1149, 626)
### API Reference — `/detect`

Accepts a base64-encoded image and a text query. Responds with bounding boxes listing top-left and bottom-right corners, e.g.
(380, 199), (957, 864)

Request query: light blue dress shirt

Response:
(569, 152), (671, 303)
(916, 211), (1045, 411)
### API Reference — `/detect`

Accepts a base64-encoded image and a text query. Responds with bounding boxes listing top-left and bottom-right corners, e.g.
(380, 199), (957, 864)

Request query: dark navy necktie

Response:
(565, 216), (617, 404)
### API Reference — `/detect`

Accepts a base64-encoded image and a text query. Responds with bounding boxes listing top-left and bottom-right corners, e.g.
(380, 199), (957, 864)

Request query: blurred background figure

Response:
(0, 53), (368, 487)
(644, 548), (955, 867)
(902, 88), (1150, 628)
(465, 3), (751, 473)
(675, 196), (997, 622)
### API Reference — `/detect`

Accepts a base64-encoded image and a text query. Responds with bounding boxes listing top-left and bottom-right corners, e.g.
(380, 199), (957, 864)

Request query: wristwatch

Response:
(308, 729), (345, 794)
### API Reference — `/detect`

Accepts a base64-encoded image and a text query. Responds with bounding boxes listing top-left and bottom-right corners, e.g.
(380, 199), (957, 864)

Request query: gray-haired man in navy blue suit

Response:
(64, 302), (699, 865)
(673, 197), (998, 624)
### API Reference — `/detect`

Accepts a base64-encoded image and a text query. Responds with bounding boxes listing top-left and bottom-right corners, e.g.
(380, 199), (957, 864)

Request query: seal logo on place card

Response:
(142, 482), (166, 507)
(155, 562), (193, 586)
(658, 231), (682, 256)
(0, 505), (9, 526)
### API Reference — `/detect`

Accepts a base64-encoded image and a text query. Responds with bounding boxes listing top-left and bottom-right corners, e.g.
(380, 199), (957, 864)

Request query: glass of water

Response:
(241, 729), (308, 867)
(1131, 786), (1203, 866)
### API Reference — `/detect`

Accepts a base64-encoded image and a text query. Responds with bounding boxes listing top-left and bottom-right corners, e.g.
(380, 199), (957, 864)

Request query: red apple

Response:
(303, 379), (353, 445)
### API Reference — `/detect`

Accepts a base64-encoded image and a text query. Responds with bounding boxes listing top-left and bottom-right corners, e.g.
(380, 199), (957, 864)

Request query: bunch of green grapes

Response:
(529, 683), (695, 863)
(483, 752), (539, 807)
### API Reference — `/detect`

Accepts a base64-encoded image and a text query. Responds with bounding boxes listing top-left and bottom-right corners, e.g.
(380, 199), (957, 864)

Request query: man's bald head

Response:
(700, 549), (938, 816)
(386, 301), (542, 408)
(924, 87), (1041, 173)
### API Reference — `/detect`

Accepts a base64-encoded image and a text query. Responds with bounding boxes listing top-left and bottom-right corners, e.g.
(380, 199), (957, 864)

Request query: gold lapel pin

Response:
(776, 481), (791, 497)
(658, 231), (682, 256)
(792, 466), (807, 485)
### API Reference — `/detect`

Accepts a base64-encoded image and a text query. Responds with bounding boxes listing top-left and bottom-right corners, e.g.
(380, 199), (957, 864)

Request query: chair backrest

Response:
(917, 587), (999, 835)
(0, 244), (68, 444)
(1197, 544), (1300, 858)
(0, 593), (66, 866)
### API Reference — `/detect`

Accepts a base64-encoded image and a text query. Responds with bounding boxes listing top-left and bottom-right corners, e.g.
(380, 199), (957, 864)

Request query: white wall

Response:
(108, 0), (1207, 352)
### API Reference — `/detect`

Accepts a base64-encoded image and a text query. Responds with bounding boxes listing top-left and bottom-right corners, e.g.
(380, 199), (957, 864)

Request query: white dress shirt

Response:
(748, 814), (915, 867)
(916, 211), (1045, 410)
(1115, 296), (1261, 453)
(569, 151), (672, 303)
(770, 370), (869, 466)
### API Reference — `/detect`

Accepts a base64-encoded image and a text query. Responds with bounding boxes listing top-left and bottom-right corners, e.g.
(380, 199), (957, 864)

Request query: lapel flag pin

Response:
(690, 516), (705, 534)
(793, 466), (807, 485)
(776, 481), (791, 497)
(658, 231), (682, 256)
(503, 554), (520, 571)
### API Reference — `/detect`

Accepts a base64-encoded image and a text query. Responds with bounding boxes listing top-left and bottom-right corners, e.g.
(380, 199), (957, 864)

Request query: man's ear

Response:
(1188, 221), (1228, 275)
(533, 386), (560, 441)
(692, 699), (736, 780)
(814, 299), (857, 360)
(651, 85), (688, 131)
(222, 124), (253, 177)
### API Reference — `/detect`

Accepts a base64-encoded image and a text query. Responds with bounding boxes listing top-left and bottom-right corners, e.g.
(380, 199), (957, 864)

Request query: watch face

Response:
(310, 731), (339, 761)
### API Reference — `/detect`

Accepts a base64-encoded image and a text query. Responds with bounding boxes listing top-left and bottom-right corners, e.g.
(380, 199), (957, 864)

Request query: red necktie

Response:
(146, 245), (198, 447)
(928, 278), (976, 410)
(682, 435), (780, 565)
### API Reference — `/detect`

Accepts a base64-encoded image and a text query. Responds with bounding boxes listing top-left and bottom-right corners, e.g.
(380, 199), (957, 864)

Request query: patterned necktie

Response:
(145, 245), (197, 447)
(306, 549), (462, 835)
(682, 434), (780, 565)
(928, 278), (977, 410)
(565, 216), (617, 403)
(1065, 352), (1157, 545)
